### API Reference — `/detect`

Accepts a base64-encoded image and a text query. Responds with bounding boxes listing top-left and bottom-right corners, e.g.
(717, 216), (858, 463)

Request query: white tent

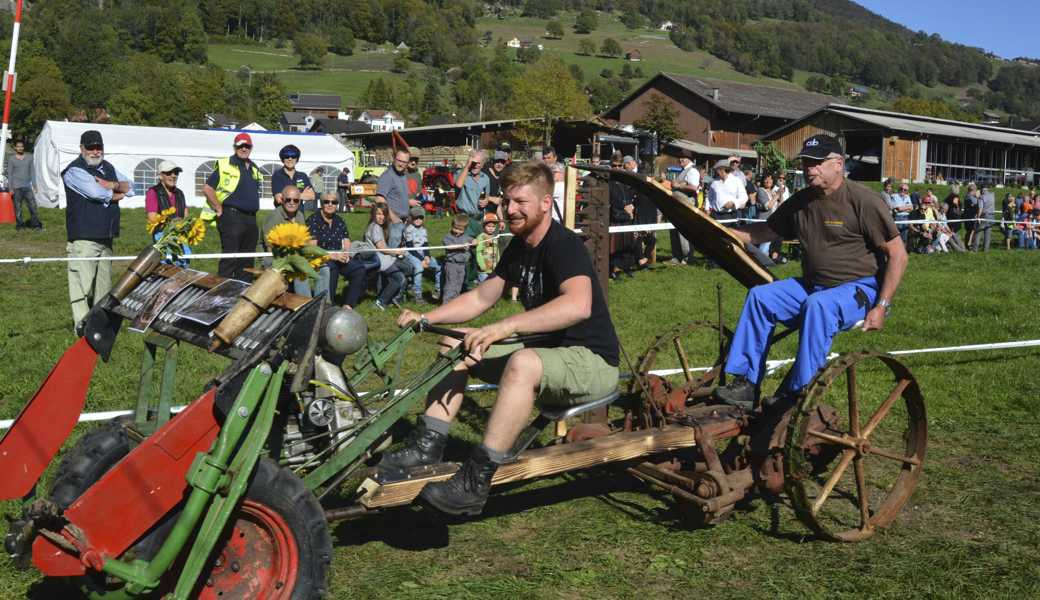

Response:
(33, 121), (355, 210)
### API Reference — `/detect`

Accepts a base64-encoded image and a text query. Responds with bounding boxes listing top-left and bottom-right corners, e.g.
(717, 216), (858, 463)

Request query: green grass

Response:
(2, 208), (1040, 598)
(206, 42), (415, 106)
(477, 13), (796, 88)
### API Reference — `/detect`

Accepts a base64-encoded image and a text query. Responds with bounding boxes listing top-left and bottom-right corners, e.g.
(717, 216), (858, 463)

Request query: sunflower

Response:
(309, 255), (329, 270)
(146, 206), (178, 235)
(267, 222), (311, 251)
(184, 218), (207, 245)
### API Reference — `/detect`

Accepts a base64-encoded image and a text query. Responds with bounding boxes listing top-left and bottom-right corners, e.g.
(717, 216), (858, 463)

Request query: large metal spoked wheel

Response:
(627, 321), (732, 421)
(198, 459), (333, 600)
(784, 352), (927, 542)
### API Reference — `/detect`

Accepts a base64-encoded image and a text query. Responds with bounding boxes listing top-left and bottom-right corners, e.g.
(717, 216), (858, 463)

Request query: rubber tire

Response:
(47, 417), (174, 596)
(208, 458), (333, 600)
(50, 417), (132, 511)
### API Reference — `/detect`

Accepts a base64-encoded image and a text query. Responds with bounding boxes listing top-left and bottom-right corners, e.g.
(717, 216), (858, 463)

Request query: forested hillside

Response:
(2, 0), (1039, 141)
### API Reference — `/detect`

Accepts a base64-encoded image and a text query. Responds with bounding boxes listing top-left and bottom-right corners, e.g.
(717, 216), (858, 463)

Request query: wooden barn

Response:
(761, 104), (1040, 185)
(600, 73), (834, 151)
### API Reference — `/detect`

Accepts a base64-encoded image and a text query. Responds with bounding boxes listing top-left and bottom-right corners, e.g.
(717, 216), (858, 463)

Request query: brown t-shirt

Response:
(767, 180), (899, 288)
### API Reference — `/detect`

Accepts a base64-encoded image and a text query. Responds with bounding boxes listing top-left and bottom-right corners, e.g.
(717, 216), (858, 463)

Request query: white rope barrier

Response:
(3, 337), (1038, 430)
(5, 216), (1028, 265)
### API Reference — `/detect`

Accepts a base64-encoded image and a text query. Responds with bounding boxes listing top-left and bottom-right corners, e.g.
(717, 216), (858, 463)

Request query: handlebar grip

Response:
(416, 322), (554, 346)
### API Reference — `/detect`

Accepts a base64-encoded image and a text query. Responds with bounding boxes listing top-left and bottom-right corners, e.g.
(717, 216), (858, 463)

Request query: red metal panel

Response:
(62, 390), (220, 561)
(32, 535), (86, 577)
(0, 338), (98, 500)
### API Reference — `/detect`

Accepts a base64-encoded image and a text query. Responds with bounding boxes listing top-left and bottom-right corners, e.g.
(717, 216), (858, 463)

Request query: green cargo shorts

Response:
(469, 343), (619, 407)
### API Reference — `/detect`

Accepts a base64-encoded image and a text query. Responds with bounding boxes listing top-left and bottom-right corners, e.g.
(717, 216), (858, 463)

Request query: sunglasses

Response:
(161, 171), (179, 177)
(85, 144), (103, 151)
(236, 144), (253, 150)
(284, 198), (301, 204)
(321, 200), (338, 205)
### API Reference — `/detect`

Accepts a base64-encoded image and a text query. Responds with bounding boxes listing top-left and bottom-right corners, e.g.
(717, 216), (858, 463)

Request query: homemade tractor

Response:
(1, 170), (927, 598)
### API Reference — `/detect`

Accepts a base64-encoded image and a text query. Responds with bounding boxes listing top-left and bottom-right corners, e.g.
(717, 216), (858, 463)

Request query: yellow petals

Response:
(267, 222), (311, 251)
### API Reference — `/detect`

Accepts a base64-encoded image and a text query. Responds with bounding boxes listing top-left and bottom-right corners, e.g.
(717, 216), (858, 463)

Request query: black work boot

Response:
(712, 375), (756, 410)
(419, 445), (498, 516)
(376, 424), (447, 476)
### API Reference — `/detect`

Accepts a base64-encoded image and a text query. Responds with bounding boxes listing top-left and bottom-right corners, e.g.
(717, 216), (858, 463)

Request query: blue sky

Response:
(856, 0), (1039, 59)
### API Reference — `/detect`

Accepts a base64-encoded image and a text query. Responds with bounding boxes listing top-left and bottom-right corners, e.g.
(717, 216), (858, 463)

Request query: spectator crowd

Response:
(38, 129), (1040, 332)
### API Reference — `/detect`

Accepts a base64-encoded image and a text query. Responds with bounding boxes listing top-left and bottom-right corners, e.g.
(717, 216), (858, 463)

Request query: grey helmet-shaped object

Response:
(320, 307), (368, 355)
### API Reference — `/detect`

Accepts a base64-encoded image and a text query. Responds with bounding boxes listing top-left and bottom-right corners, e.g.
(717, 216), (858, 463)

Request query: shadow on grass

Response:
(331, 470), (656, 552)
(27, 576), (87, 600)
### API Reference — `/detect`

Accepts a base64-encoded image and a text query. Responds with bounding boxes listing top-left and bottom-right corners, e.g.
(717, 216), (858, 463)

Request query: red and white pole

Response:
(0, 0), (24, 178)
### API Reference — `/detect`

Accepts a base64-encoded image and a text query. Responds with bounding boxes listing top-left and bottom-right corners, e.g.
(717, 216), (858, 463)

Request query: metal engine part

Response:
(320, 307), (368, 356)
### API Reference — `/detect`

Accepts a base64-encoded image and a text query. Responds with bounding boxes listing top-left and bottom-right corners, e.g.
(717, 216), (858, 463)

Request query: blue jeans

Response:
(725, 276), (879, 394)
(152, 231), (191, 268)
(406, 254), (442, 298)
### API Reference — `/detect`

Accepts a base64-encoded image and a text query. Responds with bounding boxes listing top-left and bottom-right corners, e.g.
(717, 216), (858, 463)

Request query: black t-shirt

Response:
(493, 220), (619, 366)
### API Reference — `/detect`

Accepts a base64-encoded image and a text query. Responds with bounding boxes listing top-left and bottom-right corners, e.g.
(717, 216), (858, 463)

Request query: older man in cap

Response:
(670, 151), (700, 264)
(202, 132), (263, 281)
(713, 134), (908, 410)
(62, 129), (132, 332)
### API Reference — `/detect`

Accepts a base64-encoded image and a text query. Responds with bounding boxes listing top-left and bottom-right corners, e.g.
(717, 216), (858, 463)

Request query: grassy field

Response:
(1, 208), (1039, 598)
(207, 42), (415, 106)
(204, 13), (811, 110)
(476, 13), (794, 88)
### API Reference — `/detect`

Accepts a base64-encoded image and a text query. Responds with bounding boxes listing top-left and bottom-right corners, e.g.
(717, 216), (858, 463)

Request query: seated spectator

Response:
(263, 185), (312, 296)
(934, 201), (965, 253)
(910, 197), (938, 254)
(306, 192), (369, 308)
(1029, 209), (1040, 250)
(365, 203), (410, 310)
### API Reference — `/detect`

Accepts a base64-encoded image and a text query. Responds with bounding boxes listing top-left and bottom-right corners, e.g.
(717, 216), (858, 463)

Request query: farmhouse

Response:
(601, 73), (833, 151)
(288, 93), (342, 119)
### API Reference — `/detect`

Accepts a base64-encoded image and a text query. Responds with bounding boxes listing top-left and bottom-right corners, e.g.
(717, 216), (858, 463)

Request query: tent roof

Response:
(39, 121), (353, 164)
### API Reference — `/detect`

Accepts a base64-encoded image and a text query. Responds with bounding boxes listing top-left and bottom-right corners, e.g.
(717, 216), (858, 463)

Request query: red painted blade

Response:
(0, 338), (98, 500)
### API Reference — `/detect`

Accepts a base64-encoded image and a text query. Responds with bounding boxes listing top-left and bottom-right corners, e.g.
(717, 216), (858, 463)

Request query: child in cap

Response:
(404, 206), (442, 304)
(441, 214), (473, 303)
(474, 213), (500, 283)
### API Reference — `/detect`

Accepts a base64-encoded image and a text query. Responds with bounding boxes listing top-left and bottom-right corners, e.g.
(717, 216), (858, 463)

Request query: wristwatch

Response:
(877, 299), (892, 314)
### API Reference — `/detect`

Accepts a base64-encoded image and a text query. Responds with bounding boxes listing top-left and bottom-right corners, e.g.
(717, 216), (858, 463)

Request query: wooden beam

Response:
(358, 425), (705, 509)
(564, 166), (577, 230)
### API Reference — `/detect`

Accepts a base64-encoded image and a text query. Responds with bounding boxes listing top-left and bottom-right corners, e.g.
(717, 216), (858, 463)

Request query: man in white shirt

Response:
(709, 160), (747, 220)
(670, 152), (700, 264)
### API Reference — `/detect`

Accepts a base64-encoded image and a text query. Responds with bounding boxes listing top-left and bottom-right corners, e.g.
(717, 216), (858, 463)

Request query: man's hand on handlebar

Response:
(463, 321), (517, 356)
(397, 309), (424, 329)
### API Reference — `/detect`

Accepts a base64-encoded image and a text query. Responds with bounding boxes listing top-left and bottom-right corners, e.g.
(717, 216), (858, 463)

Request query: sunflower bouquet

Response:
(266, 222), (328, 282)
(148, 208), (207, 258)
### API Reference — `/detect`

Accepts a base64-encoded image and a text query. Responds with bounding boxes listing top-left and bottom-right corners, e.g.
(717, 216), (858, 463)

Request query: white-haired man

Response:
(714, 135), (908, 409)
(62, 129), (132, 333)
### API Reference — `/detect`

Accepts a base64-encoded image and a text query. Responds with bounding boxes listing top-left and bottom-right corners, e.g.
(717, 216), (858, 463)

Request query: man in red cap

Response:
(202, 132), (263, 280)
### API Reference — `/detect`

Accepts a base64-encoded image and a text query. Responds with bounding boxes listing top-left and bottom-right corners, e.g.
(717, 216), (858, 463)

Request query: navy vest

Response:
(150, 182), (186, 218)
(62, 156), (121, 242)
